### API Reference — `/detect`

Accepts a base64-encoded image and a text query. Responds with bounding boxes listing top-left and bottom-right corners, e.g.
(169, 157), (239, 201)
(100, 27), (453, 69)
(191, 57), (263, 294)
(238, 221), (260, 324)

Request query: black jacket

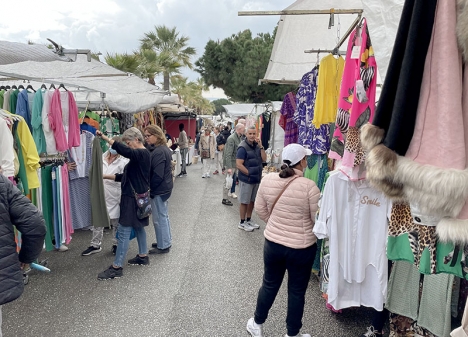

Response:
(147, 144), (174, 198)
(0, 175), (46, 305)
(217, 130), (230, 146)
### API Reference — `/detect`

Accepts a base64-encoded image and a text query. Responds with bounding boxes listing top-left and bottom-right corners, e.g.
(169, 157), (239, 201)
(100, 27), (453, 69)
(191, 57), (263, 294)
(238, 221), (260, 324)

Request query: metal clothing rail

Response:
(304, 49), (346, 55)
(238, 9), (363, 16)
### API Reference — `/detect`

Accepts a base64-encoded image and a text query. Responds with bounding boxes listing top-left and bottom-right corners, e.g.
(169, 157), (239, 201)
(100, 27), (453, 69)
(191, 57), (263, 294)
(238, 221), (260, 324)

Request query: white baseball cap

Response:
(282, 144), (312, 166)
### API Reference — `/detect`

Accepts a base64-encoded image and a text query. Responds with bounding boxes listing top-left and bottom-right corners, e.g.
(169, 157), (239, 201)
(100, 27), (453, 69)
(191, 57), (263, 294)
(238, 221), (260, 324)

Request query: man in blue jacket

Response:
(0, 174), (46, 335)
(236, 126), (266, 232)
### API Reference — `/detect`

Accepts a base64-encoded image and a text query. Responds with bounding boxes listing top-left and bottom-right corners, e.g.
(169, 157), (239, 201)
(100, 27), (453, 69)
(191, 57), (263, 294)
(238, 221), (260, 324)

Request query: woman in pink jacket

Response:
(246, 144), (320, 337)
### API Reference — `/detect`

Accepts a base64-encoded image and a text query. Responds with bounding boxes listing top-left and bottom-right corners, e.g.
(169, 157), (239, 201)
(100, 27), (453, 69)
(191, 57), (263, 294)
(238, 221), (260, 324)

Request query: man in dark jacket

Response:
(144, 126), (174, 254)
(0, 174), (46, 333)
(236, 126), (266, 232)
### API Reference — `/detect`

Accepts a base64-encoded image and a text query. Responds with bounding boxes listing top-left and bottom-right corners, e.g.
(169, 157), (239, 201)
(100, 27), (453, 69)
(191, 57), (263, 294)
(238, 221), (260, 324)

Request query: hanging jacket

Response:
(237, 140), (263, 185)
(0, 175), (46, 306)
(15, 90), (32, 132)
(89, 137), (110, 228)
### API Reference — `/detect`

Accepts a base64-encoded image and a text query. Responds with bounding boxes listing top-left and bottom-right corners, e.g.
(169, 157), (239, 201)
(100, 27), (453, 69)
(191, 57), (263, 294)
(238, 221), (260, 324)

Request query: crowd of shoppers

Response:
(0, 119), (322, 337)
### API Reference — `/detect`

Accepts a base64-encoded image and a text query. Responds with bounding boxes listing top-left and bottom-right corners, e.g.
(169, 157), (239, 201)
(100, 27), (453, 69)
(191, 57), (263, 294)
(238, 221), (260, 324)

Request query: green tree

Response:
(105, 52), (139, 73)
(195, 29), (294, 103)
(211, 98), (231, 116)
(140, 25), (197, 91)
(170, 75), (214, 115)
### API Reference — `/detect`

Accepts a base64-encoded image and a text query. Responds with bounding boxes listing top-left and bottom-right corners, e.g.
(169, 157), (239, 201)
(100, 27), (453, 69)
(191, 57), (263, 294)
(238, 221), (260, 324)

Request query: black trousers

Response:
(254, 239), (317, 336)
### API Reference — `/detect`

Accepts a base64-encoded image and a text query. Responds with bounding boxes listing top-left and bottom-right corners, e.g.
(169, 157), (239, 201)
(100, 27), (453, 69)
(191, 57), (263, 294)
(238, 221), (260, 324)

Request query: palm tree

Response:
(140, 25), (196, 91)
(105, 52), (139, 73)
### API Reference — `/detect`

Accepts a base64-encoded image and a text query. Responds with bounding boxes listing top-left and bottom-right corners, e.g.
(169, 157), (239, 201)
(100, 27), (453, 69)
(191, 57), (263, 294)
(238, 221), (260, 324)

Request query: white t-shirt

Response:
(314, 170), (391, 311)
(41, 90), (57, 154)
(102, 152), (129, 219)
(0, 118), (15, 177)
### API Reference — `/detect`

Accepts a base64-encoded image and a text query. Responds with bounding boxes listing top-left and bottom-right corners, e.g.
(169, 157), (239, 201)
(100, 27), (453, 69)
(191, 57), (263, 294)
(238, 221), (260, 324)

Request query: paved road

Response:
(3, 162), (373, 337)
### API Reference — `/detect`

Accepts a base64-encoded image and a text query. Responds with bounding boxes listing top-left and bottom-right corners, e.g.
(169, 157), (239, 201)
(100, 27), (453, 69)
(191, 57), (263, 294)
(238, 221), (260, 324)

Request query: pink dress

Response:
(329, 19), (378, 173)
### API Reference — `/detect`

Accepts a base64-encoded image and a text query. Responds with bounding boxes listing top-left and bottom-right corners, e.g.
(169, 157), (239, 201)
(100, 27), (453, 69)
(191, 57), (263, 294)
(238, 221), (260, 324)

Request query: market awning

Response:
(0, 41), (167, 114)
(223, 102), (283, 118)
(259, 0), (404, 84)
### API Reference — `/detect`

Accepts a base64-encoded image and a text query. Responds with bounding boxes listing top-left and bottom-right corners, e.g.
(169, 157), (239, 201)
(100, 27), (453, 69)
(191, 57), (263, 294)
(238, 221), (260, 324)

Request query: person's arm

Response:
(236, 147), (249, 175)
(256, 138), (267, 162)
(103, 174), (116, 180)
(114, 173), (123, 182)
(6, 177), (46, 264)
(150, 152), (166, 195)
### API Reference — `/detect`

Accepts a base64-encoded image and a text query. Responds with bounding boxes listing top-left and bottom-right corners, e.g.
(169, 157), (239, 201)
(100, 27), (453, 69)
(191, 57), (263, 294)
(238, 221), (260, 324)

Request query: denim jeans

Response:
(254, 239), (316, 336)
(151, 195), (172, 250)
(90, 219), (119, 248)
(230, 171), (237, 194)
(180, 148), (188, 173)
(113, 225), (148, 267)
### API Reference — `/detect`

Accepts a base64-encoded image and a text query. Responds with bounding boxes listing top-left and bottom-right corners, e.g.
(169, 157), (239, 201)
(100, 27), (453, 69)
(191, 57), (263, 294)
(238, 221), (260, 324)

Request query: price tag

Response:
(351, 46), (360, 59)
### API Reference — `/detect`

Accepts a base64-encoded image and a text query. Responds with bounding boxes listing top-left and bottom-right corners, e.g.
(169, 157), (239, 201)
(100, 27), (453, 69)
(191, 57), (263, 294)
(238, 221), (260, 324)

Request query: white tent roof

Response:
(0, 41), (166, 114)
(223, 102), (283, 118)
(262, 0), (404, 84)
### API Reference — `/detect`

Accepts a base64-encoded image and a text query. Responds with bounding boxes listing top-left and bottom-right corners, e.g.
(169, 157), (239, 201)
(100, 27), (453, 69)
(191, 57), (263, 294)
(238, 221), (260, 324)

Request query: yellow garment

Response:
(16, 117), (40, 189)
(312, 54), (345, 128)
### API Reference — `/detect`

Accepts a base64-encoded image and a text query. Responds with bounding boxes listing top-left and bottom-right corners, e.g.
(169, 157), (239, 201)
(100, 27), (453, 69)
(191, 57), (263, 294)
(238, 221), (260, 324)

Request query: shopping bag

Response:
(225, 174), (233, 190)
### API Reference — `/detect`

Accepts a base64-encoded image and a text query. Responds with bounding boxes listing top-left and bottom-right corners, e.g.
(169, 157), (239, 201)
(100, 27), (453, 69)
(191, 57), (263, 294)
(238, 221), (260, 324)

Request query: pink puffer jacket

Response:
(255, 169), (320, 249)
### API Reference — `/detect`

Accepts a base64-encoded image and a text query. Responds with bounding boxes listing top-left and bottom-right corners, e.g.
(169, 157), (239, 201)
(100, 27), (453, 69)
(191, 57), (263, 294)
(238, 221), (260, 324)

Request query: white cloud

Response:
(0, 0), (291, 79)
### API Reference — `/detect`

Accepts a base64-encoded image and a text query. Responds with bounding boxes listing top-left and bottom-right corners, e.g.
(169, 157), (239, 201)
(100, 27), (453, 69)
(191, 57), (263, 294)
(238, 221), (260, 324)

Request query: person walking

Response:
(96, 127), (151, 280)
(177, 123), (189, 178)
(143, 125), (174, 255)
(236, 126), (266, 231)
(0, 175), (46, 336)
(200, 127), (216, 178)
(246, 143), (320, 337)
(81, 136), (128, 256)
(222, 124), (245, 206)
(213, 127), (223, 175)
(216, 126), (230, 175)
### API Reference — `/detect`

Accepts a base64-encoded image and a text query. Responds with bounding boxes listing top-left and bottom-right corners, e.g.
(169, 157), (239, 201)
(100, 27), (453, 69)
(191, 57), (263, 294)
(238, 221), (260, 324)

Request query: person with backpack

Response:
(214, 126), (228, 175)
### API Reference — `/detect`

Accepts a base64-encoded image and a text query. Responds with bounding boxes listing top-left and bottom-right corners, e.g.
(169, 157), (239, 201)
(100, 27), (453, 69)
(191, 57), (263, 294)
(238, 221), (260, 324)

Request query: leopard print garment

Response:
(389, 203), (437, 274)
(344, 126), (366, 167)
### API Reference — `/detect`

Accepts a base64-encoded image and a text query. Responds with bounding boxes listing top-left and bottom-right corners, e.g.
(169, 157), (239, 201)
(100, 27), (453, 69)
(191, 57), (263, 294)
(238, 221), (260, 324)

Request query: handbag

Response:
(201, 148), (210, 159)
(269, 176), (299, 216)
(129, 180), (152, 219)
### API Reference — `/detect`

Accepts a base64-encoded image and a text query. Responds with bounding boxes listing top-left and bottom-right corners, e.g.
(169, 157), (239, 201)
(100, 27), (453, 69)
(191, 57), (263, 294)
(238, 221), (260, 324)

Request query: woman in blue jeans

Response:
(96, 127), (151, 280)
(144, 125), (174, 254)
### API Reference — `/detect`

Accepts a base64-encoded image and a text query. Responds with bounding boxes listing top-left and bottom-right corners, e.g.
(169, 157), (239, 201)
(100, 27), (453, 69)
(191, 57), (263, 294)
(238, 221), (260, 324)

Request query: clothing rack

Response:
(304, 49), (346, 55)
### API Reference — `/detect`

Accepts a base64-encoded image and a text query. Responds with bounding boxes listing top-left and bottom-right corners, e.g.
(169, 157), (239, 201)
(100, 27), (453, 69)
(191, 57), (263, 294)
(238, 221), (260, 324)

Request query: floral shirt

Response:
(293, 68), (331, 154)
(279, 92), (298, 146)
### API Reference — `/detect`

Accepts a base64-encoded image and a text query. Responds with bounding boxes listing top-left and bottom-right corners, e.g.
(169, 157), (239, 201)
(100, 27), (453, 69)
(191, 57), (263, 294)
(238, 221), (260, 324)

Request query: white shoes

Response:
(228, 192), (237, 199)
(238, 222), (254, 232)
(246, 318), (263, 337)
(247, 220), (259, 229)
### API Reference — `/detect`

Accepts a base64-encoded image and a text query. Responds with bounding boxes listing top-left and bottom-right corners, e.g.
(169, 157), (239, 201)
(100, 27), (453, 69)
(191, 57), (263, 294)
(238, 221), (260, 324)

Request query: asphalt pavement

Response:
(2, 161), (373, 337)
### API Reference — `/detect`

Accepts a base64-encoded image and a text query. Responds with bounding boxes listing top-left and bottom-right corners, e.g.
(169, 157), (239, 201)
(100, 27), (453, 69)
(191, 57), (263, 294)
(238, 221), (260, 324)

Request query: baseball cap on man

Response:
(282, 144), (312, 166)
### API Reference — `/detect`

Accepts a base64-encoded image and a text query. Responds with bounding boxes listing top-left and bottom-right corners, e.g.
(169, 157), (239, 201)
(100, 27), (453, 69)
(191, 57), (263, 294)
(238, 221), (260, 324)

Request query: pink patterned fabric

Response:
(49, 90), (68, 152)
(329, 19), (377, 169)
(60, 164), (73, 244)
(280, 92), (299, 146)
(67, 92), (80, 149)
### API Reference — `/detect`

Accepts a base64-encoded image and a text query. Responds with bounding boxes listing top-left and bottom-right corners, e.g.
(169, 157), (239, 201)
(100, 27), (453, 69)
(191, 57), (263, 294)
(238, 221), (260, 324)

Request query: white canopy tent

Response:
(0, 41), (167, 114)
(243, 0), (404, 84)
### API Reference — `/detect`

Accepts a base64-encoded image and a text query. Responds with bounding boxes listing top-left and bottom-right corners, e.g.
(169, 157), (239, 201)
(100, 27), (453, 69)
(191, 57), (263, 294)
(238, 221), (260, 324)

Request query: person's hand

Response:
(67, 162), (77, 171)
(256, 137), (262, 147)
(20, 263), (28, 270)
(96, 130), (103, 137)
(227, 169), (232, 175)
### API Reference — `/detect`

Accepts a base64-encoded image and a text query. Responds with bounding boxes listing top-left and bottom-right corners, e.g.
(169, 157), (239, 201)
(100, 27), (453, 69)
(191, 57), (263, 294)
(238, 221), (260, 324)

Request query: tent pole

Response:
(238, 9), (364, 16)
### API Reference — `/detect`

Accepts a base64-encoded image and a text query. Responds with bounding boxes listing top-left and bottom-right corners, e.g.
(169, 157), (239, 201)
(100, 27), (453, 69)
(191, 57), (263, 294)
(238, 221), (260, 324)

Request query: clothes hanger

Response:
(11, 85), (17, 90)
(0, 86), (5, 90)
(5, 85), (11, 90)
(58, 83), (68, 91)
(49, 83), (56, 90)
(18, 84), (25, 90)
(26, 84), (36, 92)
(41, 84), (47, 90)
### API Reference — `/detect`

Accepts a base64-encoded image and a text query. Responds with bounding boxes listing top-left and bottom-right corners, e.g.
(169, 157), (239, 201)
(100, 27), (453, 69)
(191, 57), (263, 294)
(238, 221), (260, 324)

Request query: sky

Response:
(0, 0), (293, 97)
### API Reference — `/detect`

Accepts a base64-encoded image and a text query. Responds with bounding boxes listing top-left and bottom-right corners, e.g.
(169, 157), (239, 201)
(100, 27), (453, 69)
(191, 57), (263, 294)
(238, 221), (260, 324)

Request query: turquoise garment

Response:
(9, 89), (19, 116)
(31, 90), (46, 154)
(306, 154), (328, 190)
(41, 167), (55, 251)
(0, 89), (4, 107)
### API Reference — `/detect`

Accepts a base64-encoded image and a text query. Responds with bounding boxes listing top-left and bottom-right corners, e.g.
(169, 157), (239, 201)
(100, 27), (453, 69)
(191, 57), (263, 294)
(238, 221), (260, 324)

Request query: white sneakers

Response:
(246, 317), (310, 337)
(228, 192), (237, 199)
(247, 220), (259, 229)
(246, 318), (263, 337)
(238, 222), (255, 232)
